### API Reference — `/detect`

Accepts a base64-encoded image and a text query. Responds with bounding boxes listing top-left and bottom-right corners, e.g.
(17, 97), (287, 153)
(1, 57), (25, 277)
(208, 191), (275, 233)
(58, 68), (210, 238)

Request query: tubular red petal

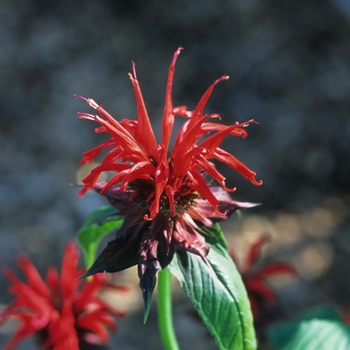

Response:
(120, 161), (155, 191)
(128, 68), (158, 157)
(172, 114), (212, 168)
(47, 302), (79, 350)
(144, 144), (170, 220)
(99, 170), (131, 194)
(95, 149), (125, 169)
(17, 256), (51, 301)
(172, 152), (195, 178)
(4, 273), (52, 315)
(79, 99), (148, 163)
(89, 161), (131, 175)
(162, 47), (183, 153)
(173, 105), (192, 118)
(92, 116), (148, 162)
(171, 76), (231, 167)
(60, 242), (80, 299)
(119, 119), (138, 134)
(188, 75), (229, 128)
(85, 298), (126, 319)
(79, 183), (97, 197)
(74, 276), (105, 309)
(77, 313), (111, 343)
(46, 266), (60, 295)
(186, 168), (220, 211)
(199, 120), (252, 151)
(193, 153), (235, 192)
(201, 122), (248, 138)
(80, 138), (116, 164)
(165, 185), (176, 217)
(95, 125), (107, 133)
(79, 163), (131, 195)
(212, 148), (263, 186)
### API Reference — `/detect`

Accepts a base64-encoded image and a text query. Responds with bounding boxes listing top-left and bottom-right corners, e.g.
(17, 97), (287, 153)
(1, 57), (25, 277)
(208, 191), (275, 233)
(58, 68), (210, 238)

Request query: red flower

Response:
(76, 48), (262, 312)
(230, 234), (297, 322)
(0, 242), (127, 350)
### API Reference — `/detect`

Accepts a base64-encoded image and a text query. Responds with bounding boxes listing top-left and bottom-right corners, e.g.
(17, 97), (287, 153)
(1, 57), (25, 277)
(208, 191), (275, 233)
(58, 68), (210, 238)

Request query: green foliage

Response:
(280, 319), (350, 350)
(77, 206), (124, 269)
(268, 305), (350, 350)
(169, 223), (257, 350)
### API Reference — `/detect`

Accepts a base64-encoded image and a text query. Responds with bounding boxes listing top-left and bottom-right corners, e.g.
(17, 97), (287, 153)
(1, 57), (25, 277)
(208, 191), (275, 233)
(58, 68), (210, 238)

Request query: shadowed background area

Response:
(1, 0), (350, 348)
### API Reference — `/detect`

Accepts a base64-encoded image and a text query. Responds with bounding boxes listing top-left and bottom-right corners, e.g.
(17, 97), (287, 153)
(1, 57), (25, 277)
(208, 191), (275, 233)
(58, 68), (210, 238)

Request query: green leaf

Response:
(79, 206), (119, 229)
(268, 305), (344, 349)
(280, 319), (350, 350)
(169, 224), (256, 350)
(202, 223), (228, 251)
(77, 206), (124, 268)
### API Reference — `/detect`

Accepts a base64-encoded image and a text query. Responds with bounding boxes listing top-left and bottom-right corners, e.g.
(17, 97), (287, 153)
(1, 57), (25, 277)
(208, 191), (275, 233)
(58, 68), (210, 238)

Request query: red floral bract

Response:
(0, 242), (127, 350)
(76, 48), (262, 313)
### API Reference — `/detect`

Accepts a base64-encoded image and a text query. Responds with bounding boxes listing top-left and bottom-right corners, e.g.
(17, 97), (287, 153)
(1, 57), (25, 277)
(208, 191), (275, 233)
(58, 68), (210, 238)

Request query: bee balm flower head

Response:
(0, 242), (127, 350)
(76, 48), (262, 312)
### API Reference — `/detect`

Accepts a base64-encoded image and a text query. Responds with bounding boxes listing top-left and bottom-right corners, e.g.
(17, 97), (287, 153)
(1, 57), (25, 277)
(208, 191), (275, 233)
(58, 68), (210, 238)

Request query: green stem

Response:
(157, 267), (180, 350)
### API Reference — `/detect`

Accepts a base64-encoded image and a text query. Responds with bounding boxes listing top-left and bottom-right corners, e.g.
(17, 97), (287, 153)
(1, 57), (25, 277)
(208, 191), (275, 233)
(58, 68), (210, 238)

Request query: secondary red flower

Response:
(0, 242), (127, 350)
(76, 48), (262, 313)
(230, 234), (296, 322)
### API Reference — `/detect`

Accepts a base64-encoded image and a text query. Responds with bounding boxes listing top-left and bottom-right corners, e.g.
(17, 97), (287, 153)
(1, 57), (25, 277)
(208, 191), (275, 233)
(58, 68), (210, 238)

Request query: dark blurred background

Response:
(1, 0), (350, 348)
